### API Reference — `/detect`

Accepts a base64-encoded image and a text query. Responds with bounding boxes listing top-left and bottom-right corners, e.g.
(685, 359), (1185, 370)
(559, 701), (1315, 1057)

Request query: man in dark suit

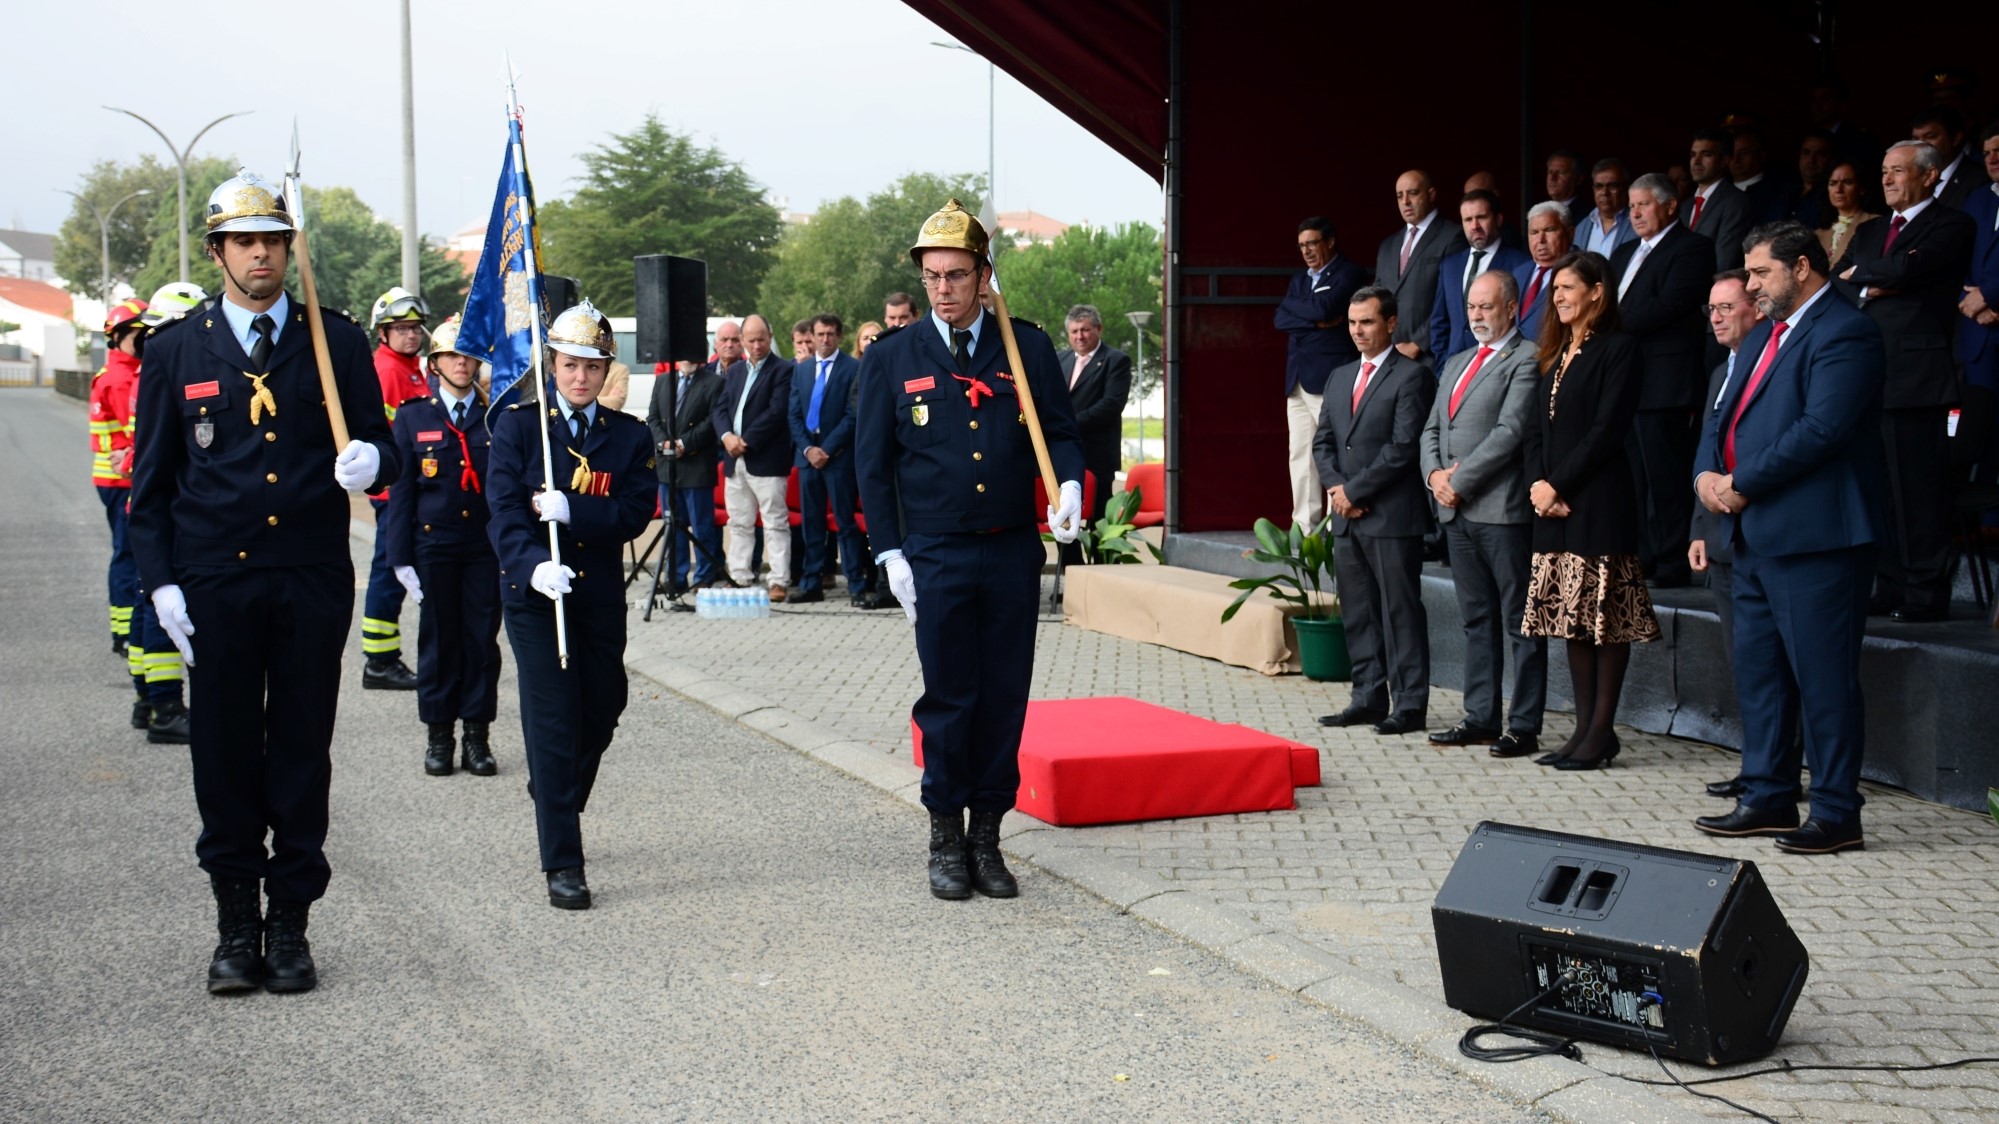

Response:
(1833, 140), (1978, 621)
(1545, 150), (1594, 230)
(1729, 126), (1799, 225)
(712, 314), (795, 597)
(1420, 271), (1544, 756)
(1515, 202), (1573, 342)
(1313, 286), (1436, 736)
(647, 345), (727, 593)
(1694, 221), (1885, 855)
(1055, 303), (1133, 564)
(1611, 173), (1716, 586)
(1912, 107), (1978, 212)
(1957, 127), (1999, 482)
(1375, 170), (1468, 365)
(1428, 190), (1531, 360)
(788, 313), (866, 604)
(1278, 217), (1366, 530)
(1687, 129), (1752, 270)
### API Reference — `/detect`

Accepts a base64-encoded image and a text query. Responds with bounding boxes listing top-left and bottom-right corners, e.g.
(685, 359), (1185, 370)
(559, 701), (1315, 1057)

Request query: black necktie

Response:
(571, 411), (585, 444)
(952, 328), (972, 371)
(452, 401), (466, 430)
(250, 314), (275, 370)
(1464, 249), (1486, 296)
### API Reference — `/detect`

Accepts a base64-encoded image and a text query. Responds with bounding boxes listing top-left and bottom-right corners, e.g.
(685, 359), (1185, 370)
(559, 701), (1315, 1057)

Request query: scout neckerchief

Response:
(442, 397), (482, 493)
(951, 372), (995, 407)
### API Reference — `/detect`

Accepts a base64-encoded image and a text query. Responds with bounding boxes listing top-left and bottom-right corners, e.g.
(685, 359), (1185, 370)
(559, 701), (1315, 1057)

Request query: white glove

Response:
(531, 560), (575, 601)
(152, 584), (196, 667)
(535, 490), (571, 525)
(1048, 480), (1084, 544)
(881, 551), (918, 623)
(333, 439), (381, 491)
(394, 564), (424, 605)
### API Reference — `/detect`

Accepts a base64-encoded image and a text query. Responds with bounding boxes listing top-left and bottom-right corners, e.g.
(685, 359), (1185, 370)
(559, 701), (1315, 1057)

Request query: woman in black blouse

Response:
(1520, 251), (1661, 770)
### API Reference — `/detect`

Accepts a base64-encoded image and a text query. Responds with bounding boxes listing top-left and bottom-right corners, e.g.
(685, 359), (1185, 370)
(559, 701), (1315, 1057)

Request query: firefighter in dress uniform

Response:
(128, 169), (398, 994)
(359, 286), (431, 690)
(122, 282), (210, 746)
(487, 300), (656, 910)
(384, 315), (503, 778)
(90, 297), (147, 658)
(852, 200), (1086, 900)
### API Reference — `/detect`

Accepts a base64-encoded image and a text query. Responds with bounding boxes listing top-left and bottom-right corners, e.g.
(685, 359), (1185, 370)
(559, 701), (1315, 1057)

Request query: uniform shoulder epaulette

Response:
(1009, 315), (1042, 333)
(506, 401), (528, 411)
(873, 324), (908, 344)
(323, 306), (360, 326)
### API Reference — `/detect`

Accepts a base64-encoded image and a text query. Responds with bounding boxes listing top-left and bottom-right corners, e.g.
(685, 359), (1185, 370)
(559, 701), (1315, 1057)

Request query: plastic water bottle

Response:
(730, 589), (747, 619)
(695, 588), (714, 618)
(721, 589), (737, 618)
(754, 589), (771, 618)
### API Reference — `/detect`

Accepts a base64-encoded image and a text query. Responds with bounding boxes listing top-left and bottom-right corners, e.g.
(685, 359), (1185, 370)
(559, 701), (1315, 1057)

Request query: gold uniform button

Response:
(970, 420), (979, 430)
(265, 473), (278, 484)
(422, 524), (433, 532)
(973, 452), (983, 461)
(576, 571), (585, 579)
(264, 432), (277, 443)
(976, 483), (986, 493)
(199, 406), (208, 416)
(267, 515), (279, 526)
(462, 510), (471, 518)
(237, 551), (247, 560)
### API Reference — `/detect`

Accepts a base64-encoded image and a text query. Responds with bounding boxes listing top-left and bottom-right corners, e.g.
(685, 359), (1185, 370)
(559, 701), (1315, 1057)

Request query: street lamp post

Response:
(1127, 310), (1153, 462)
(930, 42), (996, 230)
(104, 107), (252, 282)
(59, 188), (153, 315)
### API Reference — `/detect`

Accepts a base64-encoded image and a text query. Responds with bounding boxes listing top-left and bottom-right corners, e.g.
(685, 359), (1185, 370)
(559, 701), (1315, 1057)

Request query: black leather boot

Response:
(965, 809), (1020, 898)
(927, 809), (971, 900)
(461, 721), (497, 776)
(207, 876), (264, 994)
(130, 698), (152, 730)
(262, 900), (317, 992)
(424, 722), (455, 776)
(148, 699), (191, 745)
(363, 657), (419, 690)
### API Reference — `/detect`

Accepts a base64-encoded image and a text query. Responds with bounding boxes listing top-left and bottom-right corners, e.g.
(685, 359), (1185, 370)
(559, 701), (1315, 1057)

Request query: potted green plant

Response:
(1220, 517), (1348, 681)
(1040, 485), (1164, 565)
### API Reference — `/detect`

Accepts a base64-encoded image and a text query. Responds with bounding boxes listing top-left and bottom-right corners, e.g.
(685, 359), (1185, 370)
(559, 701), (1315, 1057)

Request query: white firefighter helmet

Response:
(546, 299), (615, 360)
(203, 169), (293, 235)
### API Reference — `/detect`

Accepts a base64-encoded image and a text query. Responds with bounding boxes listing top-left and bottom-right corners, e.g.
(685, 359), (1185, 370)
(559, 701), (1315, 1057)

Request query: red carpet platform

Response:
(912, 697), (1319, 826)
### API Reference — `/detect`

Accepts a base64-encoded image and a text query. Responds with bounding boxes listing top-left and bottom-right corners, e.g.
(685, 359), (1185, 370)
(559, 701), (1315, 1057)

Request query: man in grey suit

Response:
(1687, 129), (1752, 270)
(1313, 286), (1436, 735)
(1375, 169), (1468, 364)
(1420, 271), (1545, 757)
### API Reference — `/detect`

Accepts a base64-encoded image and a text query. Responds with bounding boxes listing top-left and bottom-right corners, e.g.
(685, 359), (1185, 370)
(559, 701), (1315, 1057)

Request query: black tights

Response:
(1559, 639), (1631, 762)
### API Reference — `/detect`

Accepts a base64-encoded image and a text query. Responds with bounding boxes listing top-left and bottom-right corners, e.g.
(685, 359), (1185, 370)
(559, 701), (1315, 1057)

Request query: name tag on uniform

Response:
(185, 381), (220, 400)
(421, 458), (439, 477)
(904, 377), (935, 393)
(417, 430), (444, 443)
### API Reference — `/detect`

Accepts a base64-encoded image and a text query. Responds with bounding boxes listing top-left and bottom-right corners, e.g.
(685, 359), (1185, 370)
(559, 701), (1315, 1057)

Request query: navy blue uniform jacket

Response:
(1274, 256), (1366, 395)
(853, 313), (1085, 557)
(487, 402), (657, 605)
(130, 294), (395, 591)
(384, 386), (493, 567)
(1694, 289), (1886, 556)
(789, 350), (862, 464)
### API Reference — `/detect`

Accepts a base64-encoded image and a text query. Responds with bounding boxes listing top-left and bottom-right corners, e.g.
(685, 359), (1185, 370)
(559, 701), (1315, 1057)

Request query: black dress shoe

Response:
(547, 867), (591, 910)
(262, 901), (317, 993)
(147, 699), (191, 745)
(1774, 817), (1865, 854)
(1489, 732), (1539, 758)
(1318, 705), (1387, 728)
(1889, 605), (1946, 623)
(789, 587), (826, 604)
(1705, 777), (1747, 799)
(1429, 721), (1500, 746)
(1693, 801), (1800, 837)
(1372, 712), (1426, 736)
(1554, 738), (1621, 770)
(363, 657), (419, 690)
(863, 589), (900, 611)
(131, 698), (153, 731)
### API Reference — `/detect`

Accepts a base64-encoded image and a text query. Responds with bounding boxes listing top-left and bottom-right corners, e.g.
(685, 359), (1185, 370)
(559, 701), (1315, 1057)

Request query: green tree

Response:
(59, 156), (217, 301)
(757, 171), (985, 340)
(537, 115), (782, 316)
(995, 221), (1163, 393)
(129, 154), (249, 301)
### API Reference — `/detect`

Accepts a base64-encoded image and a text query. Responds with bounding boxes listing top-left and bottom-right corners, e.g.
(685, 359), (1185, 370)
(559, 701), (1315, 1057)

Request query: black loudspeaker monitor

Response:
(542, 275), (579, 320)
(633, 255), (709, 364)
(1432, 821), (1808, 1066)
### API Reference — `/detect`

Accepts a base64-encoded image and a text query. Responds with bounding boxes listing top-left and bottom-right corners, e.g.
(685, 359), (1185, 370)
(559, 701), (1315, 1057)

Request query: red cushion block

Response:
(910, 697), (1319, 826)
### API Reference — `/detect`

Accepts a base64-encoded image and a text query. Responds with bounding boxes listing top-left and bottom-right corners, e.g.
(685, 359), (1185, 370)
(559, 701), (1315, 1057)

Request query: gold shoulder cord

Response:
(242, 371), (278, 424)
(567, 447), (593, 493)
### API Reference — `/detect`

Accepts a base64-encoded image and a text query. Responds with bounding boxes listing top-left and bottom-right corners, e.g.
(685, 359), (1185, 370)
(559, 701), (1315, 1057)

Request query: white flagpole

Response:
(504, 55), (568, 668)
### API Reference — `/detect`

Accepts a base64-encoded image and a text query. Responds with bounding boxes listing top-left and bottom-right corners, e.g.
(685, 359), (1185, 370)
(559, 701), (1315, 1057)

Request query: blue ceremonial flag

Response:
(456, 113), (544, 405)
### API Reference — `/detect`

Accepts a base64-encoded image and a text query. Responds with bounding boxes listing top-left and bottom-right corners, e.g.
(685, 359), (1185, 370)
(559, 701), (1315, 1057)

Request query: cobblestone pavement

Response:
(620, 568), (1999, 1124)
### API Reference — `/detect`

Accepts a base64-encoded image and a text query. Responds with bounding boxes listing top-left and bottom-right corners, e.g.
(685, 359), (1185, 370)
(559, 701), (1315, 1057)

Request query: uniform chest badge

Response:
(194, 422), (214, 448)
(422, 458), (439, 478)
(911, 404), (929, 427)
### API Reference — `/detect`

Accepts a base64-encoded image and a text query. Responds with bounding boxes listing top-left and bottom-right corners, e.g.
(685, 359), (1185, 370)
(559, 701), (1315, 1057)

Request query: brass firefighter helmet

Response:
(428, 314), (468, 358)
(546, 299), (615, 360)
(909, 198), (991, 267)
(204, 169), (293, 235)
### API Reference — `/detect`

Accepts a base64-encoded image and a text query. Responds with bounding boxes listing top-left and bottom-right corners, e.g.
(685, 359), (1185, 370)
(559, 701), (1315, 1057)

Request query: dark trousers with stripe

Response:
(131, 598), (186, 706)
(99, 486), (135, 639)
(180, 561), (352, 902)
(415, 547), (502, 725)
(363, 496), (406, 660)
(504, 598), (628, 871)
(906, 526), (1042, 813)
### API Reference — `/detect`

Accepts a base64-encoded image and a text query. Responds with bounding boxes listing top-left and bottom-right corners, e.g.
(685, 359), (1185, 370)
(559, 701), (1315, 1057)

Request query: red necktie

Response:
(1521, 269), (1545, 320)
(1448, 347), (1494, 418)
(1723, 321), (1790, 471)
(1882, 213), (1907, 254)
(1351, 361), (1375, 412)
(1691, 194), (1706, 227)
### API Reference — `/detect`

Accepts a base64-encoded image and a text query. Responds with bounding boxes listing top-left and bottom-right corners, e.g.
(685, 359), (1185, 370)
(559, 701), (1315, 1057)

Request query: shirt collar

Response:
(1479, 328), (1518, 353)
(1778, 279), (1833, 332)
(437, 383), (474, 409)
(556, 397), (596, 429)
(1695, 181), (1721, 201)
(1940, 149), (1965, 184)
(1735, 172), (1765, 189)
(932, 309), (982, 357)
(219, 291), (290, 350)
(1892, 196), (1935, 223)
(1409, 210), (1438, 238)
(1639, 220), (1677, 251)
(1359, 347), (1392, 368)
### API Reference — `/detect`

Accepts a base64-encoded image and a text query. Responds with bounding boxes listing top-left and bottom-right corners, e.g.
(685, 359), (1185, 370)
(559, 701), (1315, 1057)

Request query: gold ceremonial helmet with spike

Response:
(428, 314), (468, 359)
(909, 198), (991, 266)
(547, 299), (616, 360)
(204, 168), (294, 234)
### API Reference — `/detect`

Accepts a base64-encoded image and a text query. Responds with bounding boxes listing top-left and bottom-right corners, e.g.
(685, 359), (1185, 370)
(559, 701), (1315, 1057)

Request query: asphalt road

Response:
(0, 388), (1543, 1122)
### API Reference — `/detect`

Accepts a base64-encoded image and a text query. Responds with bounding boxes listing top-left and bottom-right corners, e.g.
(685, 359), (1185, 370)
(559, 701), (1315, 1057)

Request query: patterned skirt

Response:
(1522, 553), (1662, 645)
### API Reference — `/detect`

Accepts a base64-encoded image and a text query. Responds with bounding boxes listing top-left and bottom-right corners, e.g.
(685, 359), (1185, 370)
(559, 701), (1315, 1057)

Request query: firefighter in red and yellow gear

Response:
(90, 297), (148, 656)
(358, 286), (431, 690)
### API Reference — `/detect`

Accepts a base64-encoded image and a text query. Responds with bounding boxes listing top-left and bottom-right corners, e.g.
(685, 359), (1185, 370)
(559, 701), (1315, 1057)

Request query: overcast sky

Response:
(11, 0), (1162, 244)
